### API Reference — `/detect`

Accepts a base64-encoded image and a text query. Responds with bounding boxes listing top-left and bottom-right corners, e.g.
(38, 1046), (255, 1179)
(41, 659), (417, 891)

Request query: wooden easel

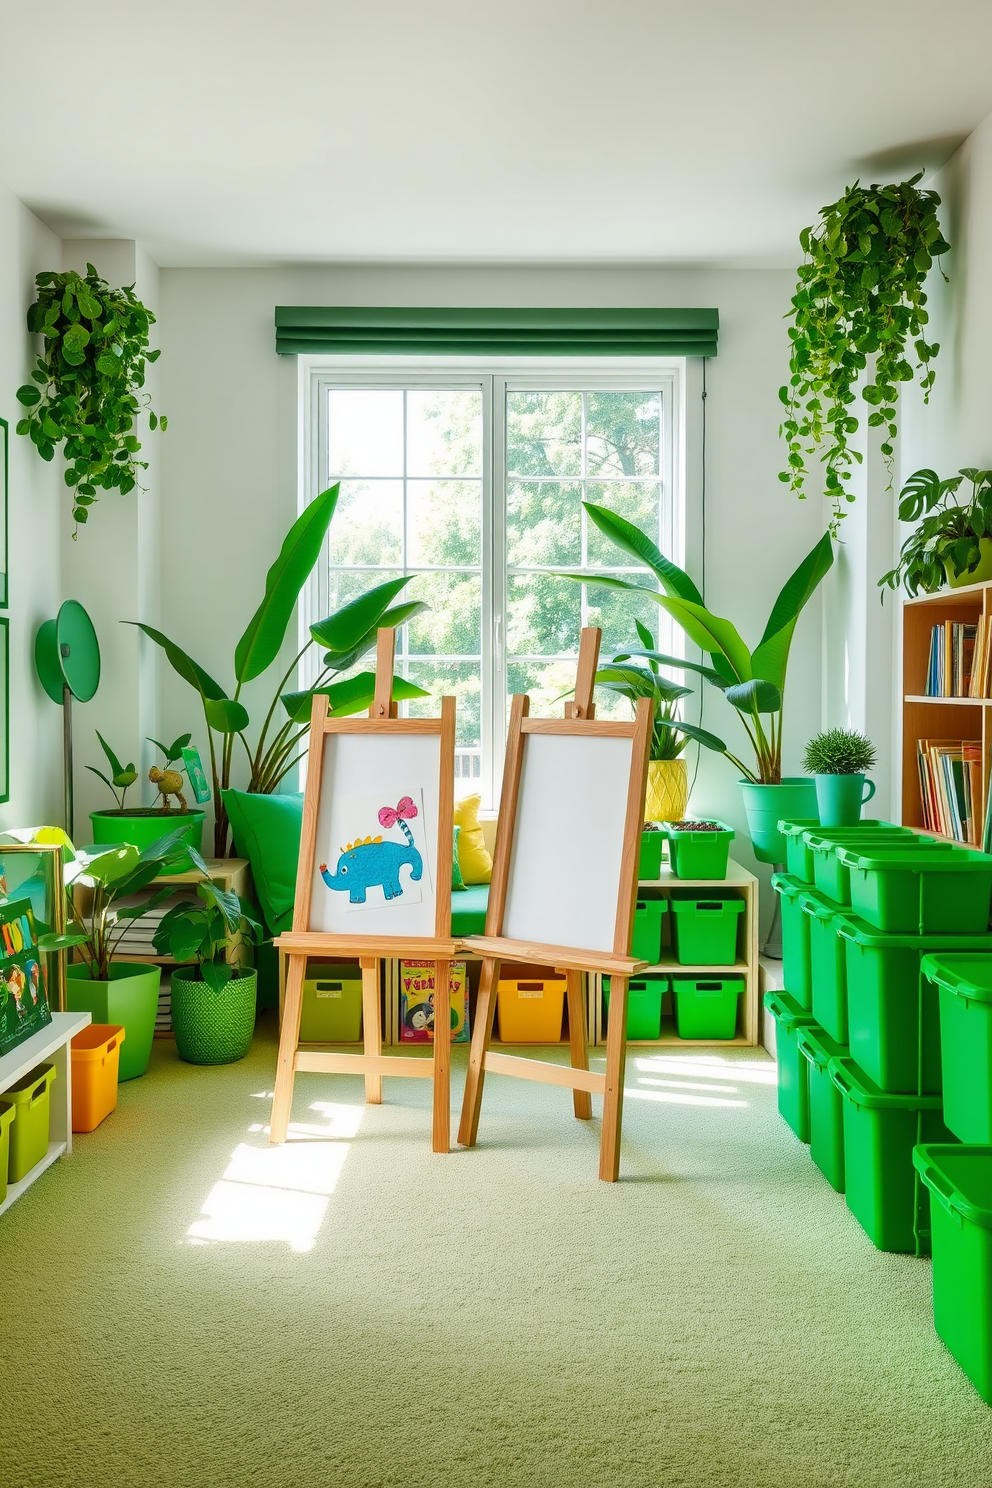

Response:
(269, 629), (458, 1153)
(456, 628), (651, 1181)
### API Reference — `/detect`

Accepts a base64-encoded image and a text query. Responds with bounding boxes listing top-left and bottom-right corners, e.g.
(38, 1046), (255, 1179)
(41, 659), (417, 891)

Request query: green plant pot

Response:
(739, 779), (818, 864)
(66, 961), (161, 1080)
(89, 809), (206, 874)
(813, 773), (876, 828)
(170, 969), (257, 1065)
(945, 537), (992, 589)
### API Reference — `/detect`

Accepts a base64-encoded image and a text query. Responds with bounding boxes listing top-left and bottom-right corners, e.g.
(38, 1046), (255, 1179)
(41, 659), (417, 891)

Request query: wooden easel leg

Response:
(599, 974), (629, 1182)
(431, 960), (451, 1154)
(457, 955), (500, 1147)
(565, 969), (592, 1120)
(270, 953), (305, 1144)
(361, 956), (383, 1104)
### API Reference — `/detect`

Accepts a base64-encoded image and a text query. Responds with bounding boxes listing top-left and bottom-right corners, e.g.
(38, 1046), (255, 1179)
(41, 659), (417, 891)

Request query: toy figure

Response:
(148, 765), (188, 812)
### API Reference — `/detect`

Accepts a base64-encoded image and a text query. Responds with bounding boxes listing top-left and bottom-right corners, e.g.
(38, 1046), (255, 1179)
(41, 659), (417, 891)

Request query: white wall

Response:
(156, 264), (826, 912)
(0, 183), (64, 830)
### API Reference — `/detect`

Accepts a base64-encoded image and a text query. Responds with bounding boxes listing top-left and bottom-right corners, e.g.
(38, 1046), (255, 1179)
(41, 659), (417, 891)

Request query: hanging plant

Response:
(779, 173), (949, 523)
(15, 263), (166, 535)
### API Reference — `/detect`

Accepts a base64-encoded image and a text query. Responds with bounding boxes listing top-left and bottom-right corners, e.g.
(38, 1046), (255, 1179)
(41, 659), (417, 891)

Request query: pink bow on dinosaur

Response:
(378, 796), (418, 828)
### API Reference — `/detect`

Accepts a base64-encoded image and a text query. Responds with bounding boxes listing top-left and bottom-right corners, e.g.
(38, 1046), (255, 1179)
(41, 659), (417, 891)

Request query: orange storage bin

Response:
(71, 1023), (126, 1133)
(496, 977), (566, 1042)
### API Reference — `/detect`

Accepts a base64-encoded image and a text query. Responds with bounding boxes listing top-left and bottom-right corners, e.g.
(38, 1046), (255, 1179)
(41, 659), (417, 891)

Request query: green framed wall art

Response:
(0, 416), (6, 607)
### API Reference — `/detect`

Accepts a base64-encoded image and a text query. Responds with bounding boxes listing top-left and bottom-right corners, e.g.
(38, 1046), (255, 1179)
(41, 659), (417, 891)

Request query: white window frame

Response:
(300, 355), (686, 807)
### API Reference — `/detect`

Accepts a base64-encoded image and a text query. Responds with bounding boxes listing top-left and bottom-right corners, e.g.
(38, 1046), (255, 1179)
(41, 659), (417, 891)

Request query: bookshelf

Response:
(902, 578), (992, 840)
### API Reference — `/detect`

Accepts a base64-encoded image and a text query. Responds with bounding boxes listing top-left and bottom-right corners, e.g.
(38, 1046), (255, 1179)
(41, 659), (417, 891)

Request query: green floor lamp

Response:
(35, 601), (101, 840)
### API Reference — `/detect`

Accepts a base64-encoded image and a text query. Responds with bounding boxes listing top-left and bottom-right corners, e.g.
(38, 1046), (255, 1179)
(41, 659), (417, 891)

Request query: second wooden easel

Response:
(270, 629), (458, 1153)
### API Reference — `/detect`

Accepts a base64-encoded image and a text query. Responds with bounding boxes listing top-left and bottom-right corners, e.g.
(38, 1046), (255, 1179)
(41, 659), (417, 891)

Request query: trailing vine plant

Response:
(15, 264), (166, 535)
(779, 173), (949, 525)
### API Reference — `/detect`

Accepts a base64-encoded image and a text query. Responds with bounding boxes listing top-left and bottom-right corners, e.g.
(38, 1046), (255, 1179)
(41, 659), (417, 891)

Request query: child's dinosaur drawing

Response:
(319, 796), (423, 905)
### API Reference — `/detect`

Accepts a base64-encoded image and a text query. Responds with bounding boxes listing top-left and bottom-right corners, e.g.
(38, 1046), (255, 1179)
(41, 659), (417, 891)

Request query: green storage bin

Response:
(829, 1055), (951, 1253)
(764, 990), (817, 1141)
(4, 1063), (56, 1183)
(778, 818), (821, 884)
(0, 1100), (13, 1206)
(669, 894), (744, 966)
(805, 825), (922, 905)
(839, 923), (992, 1095)
(630, 898), (668, 964)
(799, 890), (849, 1044)
(770, 872), (812, 1009)
(921, 954), (992, 1144)
(914, 1144), (992, 1404)
(796, 1023), (847, 1191)
(638, 830), (664, 880)
(835, 845), (992, 935)
(672, 975), (743, 1039)
(604, 974), (665, 1041)
(663, 820), (734, 879)
(300, 963), (363, 1042)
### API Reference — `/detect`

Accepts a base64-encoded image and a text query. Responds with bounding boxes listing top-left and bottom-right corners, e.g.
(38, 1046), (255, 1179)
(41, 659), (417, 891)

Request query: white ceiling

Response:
(2, 0), (991, 268)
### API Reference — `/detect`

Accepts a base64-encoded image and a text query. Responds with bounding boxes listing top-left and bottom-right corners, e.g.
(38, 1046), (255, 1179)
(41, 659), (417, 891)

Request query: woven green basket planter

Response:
(170, 969), (257, 1065)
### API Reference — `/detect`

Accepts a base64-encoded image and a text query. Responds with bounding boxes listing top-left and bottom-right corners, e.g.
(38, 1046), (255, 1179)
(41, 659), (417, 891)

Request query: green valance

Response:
(274, 306), (718, 358)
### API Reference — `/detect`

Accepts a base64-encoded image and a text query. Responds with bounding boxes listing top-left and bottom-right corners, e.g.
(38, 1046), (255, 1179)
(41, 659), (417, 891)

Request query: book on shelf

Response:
(970, 616), (992, 698)
(916, 737), (983, 844)
(926, 620), (978, 697)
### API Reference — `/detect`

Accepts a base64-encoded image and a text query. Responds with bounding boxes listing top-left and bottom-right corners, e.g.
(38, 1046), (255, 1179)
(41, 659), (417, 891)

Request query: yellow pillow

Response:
(453, 794), (493, 884)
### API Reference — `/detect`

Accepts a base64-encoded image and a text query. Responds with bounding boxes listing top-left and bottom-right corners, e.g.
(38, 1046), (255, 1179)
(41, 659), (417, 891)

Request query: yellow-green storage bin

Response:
(799, 889), (849, 1044)
(4, 1063), (56, 1183)
(670, 894), (744, 966)
(604, 974), (665, 1040)
(914, 1144), (992, 1405)
(805, 825), (923, 905)
(0, 1100), (14, 1206)
(764, 990), (817, 1141)
(770, 872), (812, 1009)
(299, 964), (363, 1042)
(835, 845), (992, 935)
(630, 898), (668, 964)
(921, 954), (992, 1143)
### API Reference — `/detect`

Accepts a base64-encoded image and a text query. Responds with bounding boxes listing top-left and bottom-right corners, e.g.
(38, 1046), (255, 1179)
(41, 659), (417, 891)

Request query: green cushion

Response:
(451, 883), (489, 936)
(222, 789), (303, 932)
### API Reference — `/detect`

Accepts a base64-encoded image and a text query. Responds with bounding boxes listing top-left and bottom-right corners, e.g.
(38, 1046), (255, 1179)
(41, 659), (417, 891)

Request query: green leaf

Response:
(581, 502), (704, 604)
(197, 880), (243, 933)
(202, 962), (235, 994)
(309, 575), (414, 654)
(95, 730), (127, 779)
(233, 484), (340, 683)
(611, 649), (728, 687)
(79, 845), (141, 888)
(751, 532), (835, 689)
(670, 721), (728, 753)
(127, 622), (228, 701)
(15, 384), (41, 406)
(653, 596), (753, 683)
(84, 766), (114, 791)
(204, 697), (250, 733)
(281, 672), (430, 724)
(724, 678), (783, 714)
(320, 601), (429, 673)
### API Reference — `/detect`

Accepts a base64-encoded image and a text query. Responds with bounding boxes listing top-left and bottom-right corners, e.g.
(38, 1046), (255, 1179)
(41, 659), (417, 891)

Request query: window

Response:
(305, 366), (683, 805)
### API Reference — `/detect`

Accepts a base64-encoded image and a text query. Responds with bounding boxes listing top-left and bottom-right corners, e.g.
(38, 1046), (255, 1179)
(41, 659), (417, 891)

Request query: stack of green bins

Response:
(764, 990), (817, 1140)
(805, 825), (929, 905)
(770, 873), (812, 1010)
(799, 888), (849, 1044)
(796, 1023), (848, 1191)
(834, 844), (992, 935)
(777, 818), (822, 884)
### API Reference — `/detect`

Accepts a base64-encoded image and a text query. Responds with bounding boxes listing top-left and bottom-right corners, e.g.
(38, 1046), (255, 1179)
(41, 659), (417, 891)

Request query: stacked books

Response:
(917, 738), (983, 844)
(969, 617), (992, 698)
(155, 978), (172, 1036)
(926, 621), (978, 696)
(109, 895), (178, 956)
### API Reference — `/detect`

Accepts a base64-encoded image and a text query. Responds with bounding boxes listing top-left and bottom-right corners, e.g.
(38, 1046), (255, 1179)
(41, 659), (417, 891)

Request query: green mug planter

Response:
(803, 729), (878, 828)
(153, 883), (262, 1065)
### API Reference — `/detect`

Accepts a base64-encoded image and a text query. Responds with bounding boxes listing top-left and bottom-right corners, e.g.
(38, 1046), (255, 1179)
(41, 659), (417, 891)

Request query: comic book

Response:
(0, 899), (52, 1058)
(399, 959), (469, 1043)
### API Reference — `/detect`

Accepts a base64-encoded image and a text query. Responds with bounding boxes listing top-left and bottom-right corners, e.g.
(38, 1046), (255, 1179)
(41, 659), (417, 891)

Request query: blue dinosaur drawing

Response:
(319, 795), (423, 905)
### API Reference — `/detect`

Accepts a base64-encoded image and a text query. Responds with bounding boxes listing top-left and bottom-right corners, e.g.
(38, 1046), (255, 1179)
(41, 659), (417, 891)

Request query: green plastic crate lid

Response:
(913, 1144), (992, 1231)
(798, 888), (843, 921)
(763, 989), (818, 1029)
(836, 915), (992, 951)
(777, 817), (820, 839)
(804, 827), (919, 857)
(795, 1023), (846, 1069)
(920, 953), (992, 1004)
(770, 871), (806, 901)
(827, 1054), (943, 1112)
(670, 896), (744, 917)
(834, 845), (992, 872)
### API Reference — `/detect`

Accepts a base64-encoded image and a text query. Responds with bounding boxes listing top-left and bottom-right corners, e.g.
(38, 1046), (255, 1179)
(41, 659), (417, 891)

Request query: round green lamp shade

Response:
(35, 600), (101, 703)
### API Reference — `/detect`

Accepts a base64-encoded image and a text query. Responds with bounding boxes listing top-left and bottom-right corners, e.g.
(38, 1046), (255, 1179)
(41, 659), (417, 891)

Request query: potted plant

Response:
(87, 732), (206, 871)
(802, 728), (877, 827)
(557, 503), (834, 861)
(36, 826), (205, 1080)
(153, 884), (262, 1065)
(879, 468), (992, 595)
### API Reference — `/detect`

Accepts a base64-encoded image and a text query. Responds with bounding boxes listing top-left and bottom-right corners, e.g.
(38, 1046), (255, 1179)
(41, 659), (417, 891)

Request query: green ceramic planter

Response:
(813, 773), (877, 828)
(66, 961), (161, 1080)
(170, 969), (257, 1065)
(945, 536), (992, 589)
(740, 779), (818, 864)
(89, 809), (205, 875)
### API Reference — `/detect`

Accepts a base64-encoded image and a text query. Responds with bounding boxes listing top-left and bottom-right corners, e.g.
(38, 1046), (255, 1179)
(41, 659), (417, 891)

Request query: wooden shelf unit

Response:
(902, 580), (992, 836)
(0, 1011), (91, 1216)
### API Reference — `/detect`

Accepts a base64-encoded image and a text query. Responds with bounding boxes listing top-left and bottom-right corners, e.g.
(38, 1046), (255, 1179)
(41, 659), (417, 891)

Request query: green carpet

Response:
(2, 1016), (990, 1488)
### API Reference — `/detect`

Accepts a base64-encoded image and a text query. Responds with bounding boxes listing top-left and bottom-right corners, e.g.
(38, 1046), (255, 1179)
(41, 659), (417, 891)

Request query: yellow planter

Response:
(645, 759), (688, 822)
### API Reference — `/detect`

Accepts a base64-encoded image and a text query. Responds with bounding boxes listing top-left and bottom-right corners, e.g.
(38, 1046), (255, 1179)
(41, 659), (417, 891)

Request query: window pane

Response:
(507, 481), (581, 567)
(506, 659), (582, 718)
(327, 390), (403, 477)
(507, 573), (581, 656)
(506, 391), (581, 477)
(407, 481), (482, 568)
(325, 567), (404, 617)
(584, 577), (664, 656)
(406, 391), (482, 477)
(405, 572), (481, 657)
(585, 390), (660, 476)
(327, 480), (403, 567)
(405, 660), (482, 752)
(585, 482), (661, 567)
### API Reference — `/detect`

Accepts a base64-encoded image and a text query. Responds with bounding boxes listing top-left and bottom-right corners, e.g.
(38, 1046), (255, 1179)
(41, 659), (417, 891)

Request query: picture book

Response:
(0, 899), (52, 1058)
(399, 959), (469, 1043)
